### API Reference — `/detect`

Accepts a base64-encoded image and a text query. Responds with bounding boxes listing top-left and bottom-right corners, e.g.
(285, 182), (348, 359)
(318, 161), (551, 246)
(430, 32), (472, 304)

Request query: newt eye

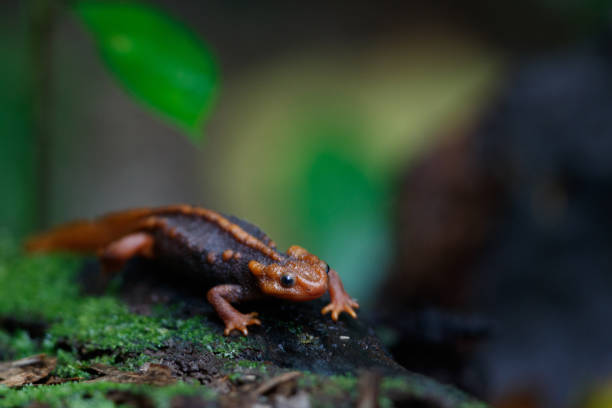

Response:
(325, 264), (330, 274)
(280, 274), (295, 288)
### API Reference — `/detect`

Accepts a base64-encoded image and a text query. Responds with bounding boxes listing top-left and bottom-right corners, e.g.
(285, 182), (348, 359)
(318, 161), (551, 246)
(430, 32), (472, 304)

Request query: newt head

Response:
(248, 245), (329, 301)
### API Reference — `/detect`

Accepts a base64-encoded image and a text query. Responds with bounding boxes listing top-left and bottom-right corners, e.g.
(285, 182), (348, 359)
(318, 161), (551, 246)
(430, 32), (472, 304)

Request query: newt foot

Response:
(223, 312), (261, 336)
(322, 295), (359, 321)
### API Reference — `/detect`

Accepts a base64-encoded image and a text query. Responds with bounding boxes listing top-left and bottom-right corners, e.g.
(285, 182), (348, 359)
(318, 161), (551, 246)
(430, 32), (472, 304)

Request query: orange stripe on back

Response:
(157, 205), (282, 262)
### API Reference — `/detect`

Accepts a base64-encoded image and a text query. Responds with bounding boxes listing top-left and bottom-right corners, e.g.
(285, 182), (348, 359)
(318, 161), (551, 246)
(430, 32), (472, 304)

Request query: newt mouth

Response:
(283, 285), (327, 301)
(258, 275), (328, 301)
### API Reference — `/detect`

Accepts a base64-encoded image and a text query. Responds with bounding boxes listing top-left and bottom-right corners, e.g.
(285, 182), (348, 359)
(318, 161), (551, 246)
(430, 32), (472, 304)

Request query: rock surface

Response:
(0, 243), (488, 407)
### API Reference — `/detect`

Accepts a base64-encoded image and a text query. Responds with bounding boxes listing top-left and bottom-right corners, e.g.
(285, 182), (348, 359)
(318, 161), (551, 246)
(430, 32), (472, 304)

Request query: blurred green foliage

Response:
(75, 1), (218, 140)
(0, 22), (36, 239)
(210, 44), (503, 304)
(1, 1), (218, 237)
(288, 118), (393, 303)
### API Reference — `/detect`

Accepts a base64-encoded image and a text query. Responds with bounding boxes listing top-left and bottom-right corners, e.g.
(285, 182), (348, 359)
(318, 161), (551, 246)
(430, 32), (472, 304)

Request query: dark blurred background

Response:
(3, 1), (612, 407)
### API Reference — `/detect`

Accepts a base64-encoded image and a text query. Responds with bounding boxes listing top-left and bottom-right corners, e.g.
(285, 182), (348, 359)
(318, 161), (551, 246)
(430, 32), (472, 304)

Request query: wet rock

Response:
(113, 258), (405, 376)
(72, 257), (488, 407)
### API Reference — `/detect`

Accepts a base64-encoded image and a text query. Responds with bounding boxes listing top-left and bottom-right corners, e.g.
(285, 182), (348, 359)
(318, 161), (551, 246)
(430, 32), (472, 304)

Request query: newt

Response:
(26, 205), (359, 335)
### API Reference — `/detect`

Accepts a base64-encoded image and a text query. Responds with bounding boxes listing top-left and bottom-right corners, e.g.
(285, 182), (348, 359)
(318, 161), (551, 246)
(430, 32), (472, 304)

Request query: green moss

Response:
(226, 372), (241, 382)
(222, 358), (267, 381)
(0, 254), (81, 322)
(381, 376), (417, 393)
(380, 376), (488, 408)
(0, 241), (247, 378)
(378, 396), (393, 408)
(52, 349), (91, 379)
(0, 381), (214, 408)
(301, 374), (488, 408)
(296, 372), (313, 388)
(48, 298), (246, 358)
(0, 329), (38, 360)
(49, 297), (171, 352)
(296, 372), (360, 408)
(240, 360), (259, 369)
(122, 353), (157, 372)
(170, 313), (247, 359)
(328, 374), (357, 392)
(297, 372), (357, 398)
(323, 374), (358, 398)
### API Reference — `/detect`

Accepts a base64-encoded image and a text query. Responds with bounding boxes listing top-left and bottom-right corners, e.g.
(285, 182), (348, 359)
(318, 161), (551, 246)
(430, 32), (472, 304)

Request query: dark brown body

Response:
(150, 212), (278, 292)
(27, 205), (359, 335)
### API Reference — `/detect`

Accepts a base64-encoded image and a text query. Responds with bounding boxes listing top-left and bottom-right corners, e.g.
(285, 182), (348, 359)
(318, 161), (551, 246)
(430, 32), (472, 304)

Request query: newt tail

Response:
(25, 208), (155, 253)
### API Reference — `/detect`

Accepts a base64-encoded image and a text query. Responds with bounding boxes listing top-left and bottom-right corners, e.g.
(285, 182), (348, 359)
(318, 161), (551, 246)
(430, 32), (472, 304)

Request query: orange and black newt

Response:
(26, 205), (359, 335)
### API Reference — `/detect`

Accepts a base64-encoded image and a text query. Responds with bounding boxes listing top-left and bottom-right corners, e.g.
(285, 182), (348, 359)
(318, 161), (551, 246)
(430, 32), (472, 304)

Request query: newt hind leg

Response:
(99, 232), (155, 276)
(206, 285), (261, 336)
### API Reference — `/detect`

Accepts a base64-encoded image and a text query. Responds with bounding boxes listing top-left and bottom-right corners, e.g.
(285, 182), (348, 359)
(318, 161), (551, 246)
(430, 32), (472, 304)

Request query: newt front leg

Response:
(322, 269), (359, 321)
(206, 284), (261, 336)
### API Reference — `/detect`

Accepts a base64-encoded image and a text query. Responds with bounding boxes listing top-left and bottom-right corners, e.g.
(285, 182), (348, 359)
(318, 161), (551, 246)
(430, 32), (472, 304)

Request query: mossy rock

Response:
(0, 236), (487, 407)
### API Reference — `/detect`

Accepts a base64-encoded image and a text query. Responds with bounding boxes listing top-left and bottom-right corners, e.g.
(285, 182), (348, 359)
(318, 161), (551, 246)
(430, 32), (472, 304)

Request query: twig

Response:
(357, 371), (381, 408)
(251, 371), (302, 396)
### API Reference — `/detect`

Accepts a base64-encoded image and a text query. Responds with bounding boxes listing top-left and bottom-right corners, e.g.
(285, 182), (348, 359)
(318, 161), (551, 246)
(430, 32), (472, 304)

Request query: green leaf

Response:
(74, 1), (219, 141)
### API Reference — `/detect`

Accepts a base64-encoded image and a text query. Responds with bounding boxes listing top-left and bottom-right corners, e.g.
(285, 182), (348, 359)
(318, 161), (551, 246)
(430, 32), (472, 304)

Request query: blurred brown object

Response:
(86, 363), (176, 386)
(375, 125), (497, 397)
(493, 387), (543, 408)
(0, 354), (56, 387)
(378, 41), (612, 408)
(380, 127), (499, 310)
(357, 371), (381, 408)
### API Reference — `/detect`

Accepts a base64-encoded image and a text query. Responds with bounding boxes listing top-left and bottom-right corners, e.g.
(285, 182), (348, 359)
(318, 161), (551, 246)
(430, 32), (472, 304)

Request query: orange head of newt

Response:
(247, 245), (329, 301)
